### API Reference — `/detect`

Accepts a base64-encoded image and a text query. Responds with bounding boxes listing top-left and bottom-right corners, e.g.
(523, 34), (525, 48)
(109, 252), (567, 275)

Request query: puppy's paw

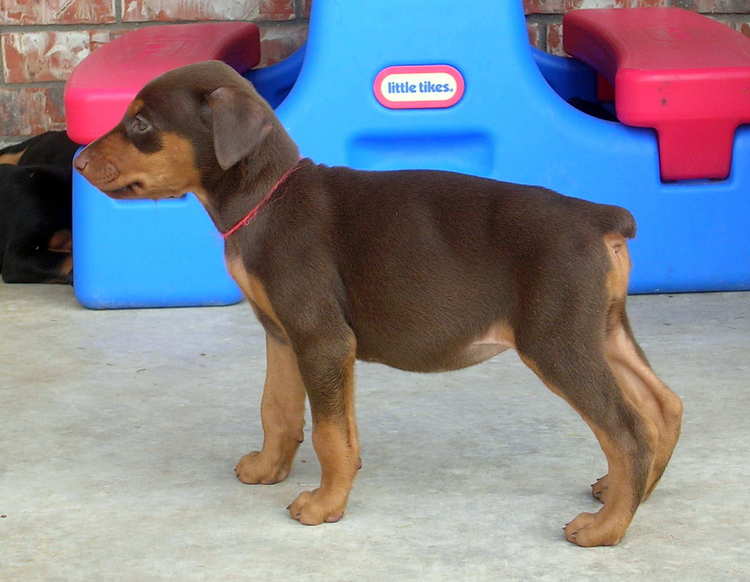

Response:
(591, 474), (610, 504)
(234, 451), (291, 485)
(287, 489), (346, 525)
(564, 511), (625, 547)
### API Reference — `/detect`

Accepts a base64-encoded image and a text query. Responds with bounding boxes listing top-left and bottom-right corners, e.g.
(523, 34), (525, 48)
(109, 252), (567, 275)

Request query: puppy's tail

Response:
(596, 204), (636, 239)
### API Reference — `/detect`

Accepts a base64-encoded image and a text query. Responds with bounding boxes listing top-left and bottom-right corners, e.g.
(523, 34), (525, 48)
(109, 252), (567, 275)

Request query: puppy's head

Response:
(74, 60), (274, 200)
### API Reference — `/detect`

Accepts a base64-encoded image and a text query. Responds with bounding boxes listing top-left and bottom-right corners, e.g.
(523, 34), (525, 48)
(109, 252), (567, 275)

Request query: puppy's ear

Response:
(206, 86), (272, 170)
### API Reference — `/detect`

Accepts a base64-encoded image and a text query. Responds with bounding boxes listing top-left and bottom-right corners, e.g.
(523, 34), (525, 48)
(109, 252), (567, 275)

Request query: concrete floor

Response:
(1, 281), (748, 581)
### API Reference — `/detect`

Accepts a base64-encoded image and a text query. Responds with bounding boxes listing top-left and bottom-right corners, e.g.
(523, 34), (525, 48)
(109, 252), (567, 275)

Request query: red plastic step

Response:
(65, 22), (260, 145)
(564, 8), (750, 180)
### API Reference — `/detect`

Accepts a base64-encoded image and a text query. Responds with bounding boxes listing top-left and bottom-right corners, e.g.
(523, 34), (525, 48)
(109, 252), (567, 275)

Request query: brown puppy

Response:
(75, 61), (683, 547)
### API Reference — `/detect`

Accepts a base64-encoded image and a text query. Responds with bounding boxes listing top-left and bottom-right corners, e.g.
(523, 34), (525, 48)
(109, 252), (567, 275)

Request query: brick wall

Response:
(0, 0), (748, 144)
(0, 0), (309, 143)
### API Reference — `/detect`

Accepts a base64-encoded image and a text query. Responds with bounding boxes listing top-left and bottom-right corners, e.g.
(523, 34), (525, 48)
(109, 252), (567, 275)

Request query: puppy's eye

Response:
(131, 114), (152, 134)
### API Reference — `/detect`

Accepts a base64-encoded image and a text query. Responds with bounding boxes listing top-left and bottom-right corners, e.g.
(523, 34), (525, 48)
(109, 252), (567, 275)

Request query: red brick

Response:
(709, 15), (743, 30)
(89, 29), (128, 53)
(300, 0), (312, 19)
(743, 22), (750, 38)
(525, 1), (563, 14)
(616, 0), (670, 7)
(1, 30), (125, 84)
(122, 0), (294, 22)
(0, 87), (65, 136)
(4, 32), (81, 83)
(526, 0), (680, 13)
(547, 22), (566, 55)
(0, 0), (115, 25)
(527, 22), (543, 48)
(260, 0), (295, 20)
(683, 0), (750, 13)
(258, 23), (308, 66)
(526, 0), (749, 13)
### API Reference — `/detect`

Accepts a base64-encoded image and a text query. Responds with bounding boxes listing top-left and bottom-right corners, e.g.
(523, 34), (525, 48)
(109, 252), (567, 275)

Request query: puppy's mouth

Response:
(104, 181), (144, 198)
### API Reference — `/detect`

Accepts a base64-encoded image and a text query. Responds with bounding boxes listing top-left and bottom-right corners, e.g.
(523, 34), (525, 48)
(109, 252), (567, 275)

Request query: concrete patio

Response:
(1, 282), (748, 581)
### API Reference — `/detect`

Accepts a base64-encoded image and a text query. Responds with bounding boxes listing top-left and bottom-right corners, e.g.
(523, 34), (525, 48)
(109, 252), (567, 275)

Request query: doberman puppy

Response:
(0, 131), (78, 283)
(74, 61), (683, 547)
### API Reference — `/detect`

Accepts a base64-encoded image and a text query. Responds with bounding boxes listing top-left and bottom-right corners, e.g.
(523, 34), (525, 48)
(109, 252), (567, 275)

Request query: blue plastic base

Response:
(72, 0), (750, 308)
(72, 166), (242, 309)
(246, 46), (305, 109)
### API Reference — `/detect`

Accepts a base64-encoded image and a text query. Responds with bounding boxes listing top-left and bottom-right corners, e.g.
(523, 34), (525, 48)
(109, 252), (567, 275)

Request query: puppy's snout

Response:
(73, 150), (89, 172)
(74, 149), (119, 184)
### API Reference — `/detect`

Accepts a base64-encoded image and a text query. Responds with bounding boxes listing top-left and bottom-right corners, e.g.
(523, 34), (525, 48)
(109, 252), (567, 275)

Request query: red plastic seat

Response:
(65, 22), (260, 145)
(564, 8), (750, 181)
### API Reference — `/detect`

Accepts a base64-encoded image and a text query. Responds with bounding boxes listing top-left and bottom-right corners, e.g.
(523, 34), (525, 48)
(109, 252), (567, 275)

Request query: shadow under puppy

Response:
(0, 131), (78, 283)
(74, 61), (683, 547)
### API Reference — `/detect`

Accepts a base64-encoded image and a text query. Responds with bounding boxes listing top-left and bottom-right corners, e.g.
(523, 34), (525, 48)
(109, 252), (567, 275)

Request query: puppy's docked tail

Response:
(596, 204), (637, 239)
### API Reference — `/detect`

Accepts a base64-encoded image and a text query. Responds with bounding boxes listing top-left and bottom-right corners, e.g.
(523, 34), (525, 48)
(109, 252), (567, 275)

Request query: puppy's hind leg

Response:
(515, 240), (657, 546)
(597, 234), (683, 504)
(519, 335), (655, 547)
(602, 310), (683, 503)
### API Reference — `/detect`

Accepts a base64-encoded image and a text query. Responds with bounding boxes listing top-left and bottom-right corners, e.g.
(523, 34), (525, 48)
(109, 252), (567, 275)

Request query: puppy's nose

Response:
(74, 150), (89, 173)
(74, 149), (120, 183)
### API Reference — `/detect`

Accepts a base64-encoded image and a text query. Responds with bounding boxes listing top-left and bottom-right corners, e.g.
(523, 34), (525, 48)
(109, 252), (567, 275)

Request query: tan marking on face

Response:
(82, 130), (202, 199)
(0, 150), (24, 165)
(126, 99), (144, 117)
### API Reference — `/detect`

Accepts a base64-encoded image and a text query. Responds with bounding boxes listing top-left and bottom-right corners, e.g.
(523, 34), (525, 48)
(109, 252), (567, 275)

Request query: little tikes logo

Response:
(374, 65), (465, 109)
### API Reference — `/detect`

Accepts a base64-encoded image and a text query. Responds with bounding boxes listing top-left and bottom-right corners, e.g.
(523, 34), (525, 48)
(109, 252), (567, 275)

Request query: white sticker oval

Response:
(373, 65), (465, 109)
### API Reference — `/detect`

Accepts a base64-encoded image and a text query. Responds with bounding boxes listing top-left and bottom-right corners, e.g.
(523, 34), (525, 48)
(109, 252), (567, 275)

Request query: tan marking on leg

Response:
(235, 332), (306, 484)
(0, 150), (24, 165)
(56, 255), (73, 279)
(228, 258), (289, 343)
(227, 258), (286, 330)
(227, 258), (304, 483)
(48, 229), (72, 253)
(228, 257), (360, 524)
(602, 234), (683, 501)
(603, 233), (630, 302)
(605, 322), (682, 500)
(289, 341), (360, 526)
(521, 354), (645, 547)
(226, 256), (255, 298)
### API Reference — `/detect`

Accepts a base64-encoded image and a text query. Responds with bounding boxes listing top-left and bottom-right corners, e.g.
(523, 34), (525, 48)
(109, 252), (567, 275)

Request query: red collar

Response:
(221, 158), (304, 240)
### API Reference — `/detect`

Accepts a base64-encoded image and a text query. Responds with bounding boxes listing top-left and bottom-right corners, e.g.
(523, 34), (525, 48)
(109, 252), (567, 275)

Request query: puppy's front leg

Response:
(235, 333), (306, 484)
(288, 331), (360, 525)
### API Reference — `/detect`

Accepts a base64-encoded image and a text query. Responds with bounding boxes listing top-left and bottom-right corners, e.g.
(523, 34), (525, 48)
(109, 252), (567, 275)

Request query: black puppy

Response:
(0, 130), (79, 168)
(0, 164), (73, 283)
(0, 131), (77, 284)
